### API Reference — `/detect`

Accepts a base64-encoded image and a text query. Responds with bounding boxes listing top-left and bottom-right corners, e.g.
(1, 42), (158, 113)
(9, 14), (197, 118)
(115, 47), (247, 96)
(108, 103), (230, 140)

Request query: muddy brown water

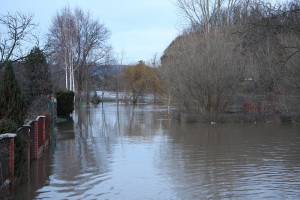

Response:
(13, 103), (300, 199)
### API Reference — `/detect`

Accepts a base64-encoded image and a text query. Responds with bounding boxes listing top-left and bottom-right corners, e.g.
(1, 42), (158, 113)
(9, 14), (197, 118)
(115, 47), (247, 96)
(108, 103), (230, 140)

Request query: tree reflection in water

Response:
(12, 103), (300, 199)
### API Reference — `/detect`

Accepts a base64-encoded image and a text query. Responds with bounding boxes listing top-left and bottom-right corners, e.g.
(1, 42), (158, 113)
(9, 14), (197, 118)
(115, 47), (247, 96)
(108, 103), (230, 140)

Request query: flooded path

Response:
(13, 103), (300, 199)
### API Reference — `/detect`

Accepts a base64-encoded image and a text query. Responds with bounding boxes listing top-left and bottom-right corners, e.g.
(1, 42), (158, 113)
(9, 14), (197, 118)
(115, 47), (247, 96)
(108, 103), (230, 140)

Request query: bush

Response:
(90, 92), (101, 104)
(0, 118), (18, 134)
(25, 95), (51, 122)
(54, 90), (74, 116)
(176, 111), (265, 123)
(0, 61), (25, 126)
(280, 113), (300, 122)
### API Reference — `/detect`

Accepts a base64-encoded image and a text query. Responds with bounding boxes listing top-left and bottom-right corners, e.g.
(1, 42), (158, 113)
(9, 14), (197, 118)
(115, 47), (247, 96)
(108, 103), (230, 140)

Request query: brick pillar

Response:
(9, 137), (15, 182)
(34, 121), (38, 160)
(26, 127), (30, 167)
(42, 117), (46, 151)
(48, 116), (51, 146)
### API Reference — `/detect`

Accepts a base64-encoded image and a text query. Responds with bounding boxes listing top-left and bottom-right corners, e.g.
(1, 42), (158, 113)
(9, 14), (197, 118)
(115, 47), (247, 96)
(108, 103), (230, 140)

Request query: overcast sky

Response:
(0, 0), (180, 64)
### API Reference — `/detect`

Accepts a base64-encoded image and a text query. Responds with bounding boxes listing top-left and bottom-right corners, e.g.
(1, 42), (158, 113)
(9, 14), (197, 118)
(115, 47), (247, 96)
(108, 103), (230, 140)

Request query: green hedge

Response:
(54, 90), (74, 116)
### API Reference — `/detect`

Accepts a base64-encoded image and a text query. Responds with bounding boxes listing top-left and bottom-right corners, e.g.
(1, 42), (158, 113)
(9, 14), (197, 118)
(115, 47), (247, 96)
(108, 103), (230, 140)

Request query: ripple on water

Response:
(13, 104), (300, 200)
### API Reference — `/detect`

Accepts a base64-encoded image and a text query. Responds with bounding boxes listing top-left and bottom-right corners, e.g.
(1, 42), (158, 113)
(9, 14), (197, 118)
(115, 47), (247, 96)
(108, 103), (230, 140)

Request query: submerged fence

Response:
(0, 98), (56, 190)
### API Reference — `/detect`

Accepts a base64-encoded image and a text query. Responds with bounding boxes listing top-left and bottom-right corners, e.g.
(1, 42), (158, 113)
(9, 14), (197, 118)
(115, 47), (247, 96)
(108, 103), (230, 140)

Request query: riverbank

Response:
(175, 112), (300, 124)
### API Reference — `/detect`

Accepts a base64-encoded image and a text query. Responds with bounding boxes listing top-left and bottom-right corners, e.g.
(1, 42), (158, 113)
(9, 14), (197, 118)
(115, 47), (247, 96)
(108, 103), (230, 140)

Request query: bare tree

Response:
(176, 0), (240, 34)
(47, 7), (111, 98)
(0, 12), (37, 68)
(161, 29), (244, 115)
(47, 7), (75, 91)
(167, 0), (300, 118)
(282, 33), (300, 90)
(73, 8), (111, 97)
(235, 0), (300, 111)
(116, 50), (125, 104)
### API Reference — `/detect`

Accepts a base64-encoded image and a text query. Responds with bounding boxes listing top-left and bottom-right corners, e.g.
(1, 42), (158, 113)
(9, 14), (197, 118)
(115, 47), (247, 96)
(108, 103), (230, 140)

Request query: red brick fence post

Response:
(34, 116), (46, 160)
(22, 125), (31, 167)
(0, 133), (16, 187)
(34, 119), (38, 160)
(9, 136), (14, 182)
(0, 102), (56, 191)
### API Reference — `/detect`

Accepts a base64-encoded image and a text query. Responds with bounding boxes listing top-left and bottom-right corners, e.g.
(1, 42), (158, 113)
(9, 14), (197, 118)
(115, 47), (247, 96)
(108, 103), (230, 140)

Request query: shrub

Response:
(90, 92), (101, 104)
(54, 90), (74, 115)
(280, 113), (300, 122)
(243, 102), (259, 113)
(0, 118), (18, 134)
(25, 95), (51, 122)
(0, 61), (25, 126)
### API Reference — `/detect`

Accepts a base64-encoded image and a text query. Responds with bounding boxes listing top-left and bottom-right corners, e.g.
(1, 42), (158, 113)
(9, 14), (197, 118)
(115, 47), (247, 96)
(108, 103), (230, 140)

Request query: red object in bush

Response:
(243, 102), (258, 113)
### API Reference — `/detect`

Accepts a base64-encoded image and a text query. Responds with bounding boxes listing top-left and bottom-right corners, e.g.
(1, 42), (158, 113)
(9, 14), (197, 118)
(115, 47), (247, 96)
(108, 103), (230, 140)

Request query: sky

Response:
(0, 0), (180, 64)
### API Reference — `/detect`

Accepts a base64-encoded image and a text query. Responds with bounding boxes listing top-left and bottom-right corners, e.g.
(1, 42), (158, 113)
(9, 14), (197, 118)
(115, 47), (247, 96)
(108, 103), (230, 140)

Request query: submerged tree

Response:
(161, 29), (244, 114)
(0, 61), (25, 126)
(122, 61), (152, 104)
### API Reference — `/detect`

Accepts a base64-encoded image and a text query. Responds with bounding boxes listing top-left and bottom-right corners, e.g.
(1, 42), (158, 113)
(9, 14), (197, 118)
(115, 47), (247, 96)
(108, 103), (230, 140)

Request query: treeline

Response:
(0, 6), (113, 121)
(1, 1), (300, 123)
(159, 0), (300, 120)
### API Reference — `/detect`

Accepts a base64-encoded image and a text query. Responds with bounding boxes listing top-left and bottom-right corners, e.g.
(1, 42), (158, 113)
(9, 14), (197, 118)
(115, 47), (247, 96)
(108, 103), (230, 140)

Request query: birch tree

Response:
(47, 7), (111, 97)
(48, 7), (74, 91)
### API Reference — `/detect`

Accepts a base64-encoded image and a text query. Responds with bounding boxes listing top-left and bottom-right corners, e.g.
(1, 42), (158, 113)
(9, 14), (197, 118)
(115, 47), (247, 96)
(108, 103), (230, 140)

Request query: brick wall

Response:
(0, 134), (16, 187)
(0, 97), (56, 189)
(0, 137), (10, 185)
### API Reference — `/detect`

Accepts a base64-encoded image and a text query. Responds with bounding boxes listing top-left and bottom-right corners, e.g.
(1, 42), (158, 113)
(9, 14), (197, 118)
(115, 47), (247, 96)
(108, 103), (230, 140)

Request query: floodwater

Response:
(13, 103), (300, 200)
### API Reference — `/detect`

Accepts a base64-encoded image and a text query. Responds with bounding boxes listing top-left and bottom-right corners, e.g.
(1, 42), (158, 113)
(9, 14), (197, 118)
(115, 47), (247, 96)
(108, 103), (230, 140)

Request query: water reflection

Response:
(13, 152), (53, 200)
(13, 103), (300, 199)
(158, 123), (300, 199)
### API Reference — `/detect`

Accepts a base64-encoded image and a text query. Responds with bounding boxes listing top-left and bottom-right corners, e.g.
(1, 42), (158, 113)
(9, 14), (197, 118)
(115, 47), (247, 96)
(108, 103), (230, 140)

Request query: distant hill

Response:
(93, 65), (128, 77)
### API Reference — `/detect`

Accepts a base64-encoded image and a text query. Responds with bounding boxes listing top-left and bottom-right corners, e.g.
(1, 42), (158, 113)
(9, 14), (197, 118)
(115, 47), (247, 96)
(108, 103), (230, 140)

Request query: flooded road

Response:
(13, 103), (300, 199)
